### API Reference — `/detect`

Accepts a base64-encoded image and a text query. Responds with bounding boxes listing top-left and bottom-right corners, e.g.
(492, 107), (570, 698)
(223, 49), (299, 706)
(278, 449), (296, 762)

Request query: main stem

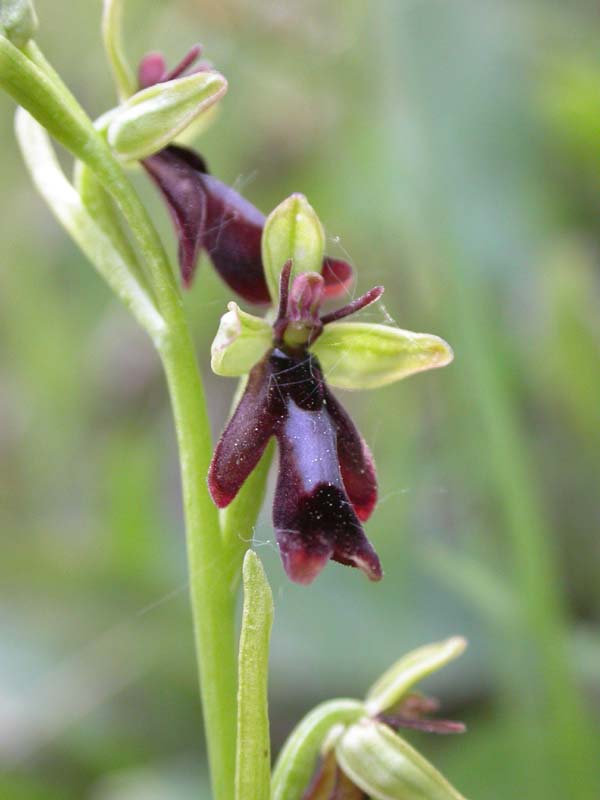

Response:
(17, 43), (239, 798)
(159, 324), (238, 800)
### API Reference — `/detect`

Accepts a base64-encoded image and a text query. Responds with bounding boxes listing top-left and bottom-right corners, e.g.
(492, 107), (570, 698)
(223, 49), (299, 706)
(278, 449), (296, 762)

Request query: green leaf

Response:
(262, 193), (325, 303)
(74, 160), (155, 300)
(235, 550), (274, 800)
(15, 108), (165, 342)
(335, 721), (468, 800)
(271, 699), (365, 800)
(0, 0), (37, 48)
(211, 302), (273, 377)
(107, 71), (227, 160)
(365, 637), (467, 716)
(310, 322), (454, 390)
(101, 0), (135, 99)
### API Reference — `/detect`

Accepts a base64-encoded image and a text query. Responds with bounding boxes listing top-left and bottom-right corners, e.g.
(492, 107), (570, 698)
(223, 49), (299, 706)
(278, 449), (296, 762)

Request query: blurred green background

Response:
(1, 0), (600, 797)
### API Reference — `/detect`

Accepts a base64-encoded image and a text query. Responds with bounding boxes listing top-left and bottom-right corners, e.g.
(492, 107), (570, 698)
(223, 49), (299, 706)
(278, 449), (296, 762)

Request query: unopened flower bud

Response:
(262, 193), (325, 302)
(335, 720), (468, 800)
(107, 70), (227, 160)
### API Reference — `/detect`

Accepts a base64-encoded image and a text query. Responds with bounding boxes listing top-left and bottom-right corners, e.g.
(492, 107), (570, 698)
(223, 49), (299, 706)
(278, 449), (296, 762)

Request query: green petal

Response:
(235, 551), (274, 800)
(107, 71), (227, 160)
(211, 302), (272, 377)
(261, 193), (325, 303)
(336, 721), (468, 800)
(365, 637), (467, 716)
(310, 322), (454, 390)
(271, 700), (365, 800)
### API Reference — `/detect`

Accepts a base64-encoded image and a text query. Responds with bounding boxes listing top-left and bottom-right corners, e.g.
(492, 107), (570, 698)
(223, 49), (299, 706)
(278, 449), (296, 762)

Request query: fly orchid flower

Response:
(272, 637), (469, 800)
(117, 44), (353, 300)
(208, 194), (454, 584)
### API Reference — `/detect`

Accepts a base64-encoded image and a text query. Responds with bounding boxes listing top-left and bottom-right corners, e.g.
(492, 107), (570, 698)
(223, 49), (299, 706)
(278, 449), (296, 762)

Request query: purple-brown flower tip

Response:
(208, 347), (381, 584)
(321, 256), (355, 300)
(142, 143), (354, 301)
(138, 45), (207, 89)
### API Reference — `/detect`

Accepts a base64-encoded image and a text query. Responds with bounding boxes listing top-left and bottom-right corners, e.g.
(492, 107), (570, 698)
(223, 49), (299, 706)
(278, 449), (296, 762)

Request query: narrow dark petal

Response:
(163, 44), (203, 81)
(275, 260), (293, 324)
(379, 713), (467, 735)
(323, 388), (377, 522)
(321, 257), (354, 300)
(208, 353), (277, 507)
(142, 147), (207, 287)
(271, 350), (381, 584)
(320, 285), (384, 325)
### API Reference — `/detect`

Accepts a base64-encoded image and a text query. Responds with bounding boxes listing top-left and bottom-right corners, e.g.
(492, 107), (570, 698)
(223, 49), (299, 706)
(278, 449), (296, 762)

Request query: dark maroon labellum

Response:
(208, 346), (380, 584)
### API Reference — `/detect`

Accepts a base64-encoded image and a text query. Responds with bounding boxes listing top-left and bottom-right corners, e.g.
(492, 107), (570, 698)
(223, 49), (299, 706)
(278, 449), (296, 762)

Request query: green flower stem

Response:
(101, 0), (136, 100)
(4, 40), (252, 800)
(159, 326), (238, 800)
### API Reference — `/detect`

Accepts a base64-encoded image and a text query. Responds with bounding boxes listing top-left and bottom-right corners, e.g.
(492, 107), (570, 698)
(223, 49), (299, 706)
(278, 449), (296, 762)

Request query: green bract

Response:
(335, 720), (468, 800)
(235, 551), (273, 800)
(262, 193), (325, 302)
(211, 302), (272, 377)
(365, 636), (467, 716)
(107, 70), (227, 160)
(311, 322), (454, 390)
(0, 0), (37, 48)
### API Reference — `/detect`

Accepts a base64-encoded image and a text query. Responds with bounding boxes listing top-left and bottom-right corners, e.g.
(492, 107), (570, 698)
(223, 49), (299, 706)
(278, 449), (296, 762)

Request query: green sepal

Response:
(211, 302), (273, 377)
(235, 550), (274, 800)
(107, 70), (227, 160)
(271, 699), (365, 800)
(262, 193), (325, 303)
(365, 637), (467, 716)
(335, 721), (468, 800)
(310, 321), (454, 390)
(0, 0), (37, 48)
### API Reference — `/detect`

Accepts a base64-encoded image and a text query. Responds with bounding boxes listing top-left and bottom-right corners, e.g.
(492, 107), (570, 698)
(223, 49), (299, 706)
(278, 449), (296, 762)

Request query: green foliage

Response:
(235, 551), (273, 800)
